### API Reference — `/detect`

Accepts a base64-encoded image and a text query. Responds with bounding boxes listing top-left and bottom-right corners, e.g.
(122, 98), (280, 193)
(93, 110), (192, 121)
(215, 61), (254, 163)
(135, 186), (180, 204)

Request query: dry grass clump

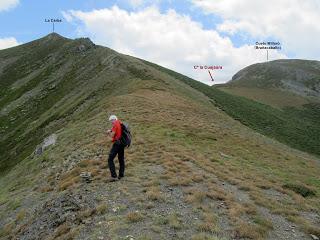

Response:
(126, 211), (144, 223)
(235, 217), (273, 240)
(58, 177), (80, 191)
(47, 224), (80, 240)
(40, 185), (54, 192)
(197, 213), (219, 234)
(96, 203), (108, 214)
(191, 174), (204, 183)
(168, 213), (183, 230)
(58, 167), (81, 191)
(0, 221), (15, 238)
(15, 209), (27, 222)
(146, 187), (164, 201)
(185, 189), (206, 204)
(206, 186), (231, 201)
(76, 208), (96, 222)
(168, 176), (192, 186)
(53, 223), (70, 238)
(288, 215), (320, 236)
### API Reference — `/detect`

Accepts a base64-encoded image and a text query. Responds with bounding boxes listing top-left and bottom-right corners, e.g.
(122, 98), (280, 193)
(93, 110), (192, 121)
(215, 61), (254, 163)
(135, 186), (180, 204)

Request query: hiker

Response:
(106, 115), (125, 181)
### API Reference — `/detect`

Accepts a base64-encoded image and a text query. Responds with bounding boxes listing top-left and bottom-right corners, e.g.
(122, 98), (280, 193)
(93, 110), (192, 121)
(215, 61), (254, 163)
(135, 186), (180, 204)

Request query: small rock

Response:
(80, 172), (92, 183)
(311, 234), (319, 240)
(112, 206), (120, 212)
(55, 173), (60, 180)
(83, 219), (92, 224)
(220, 152), (231, 158)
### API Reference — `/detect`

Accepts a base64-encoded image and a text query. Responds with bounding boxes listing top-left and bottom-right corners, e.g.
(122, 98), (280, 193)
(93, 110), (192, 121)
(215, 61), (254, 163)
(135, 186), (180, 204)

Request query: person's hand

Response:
(107, 129), (112, 134)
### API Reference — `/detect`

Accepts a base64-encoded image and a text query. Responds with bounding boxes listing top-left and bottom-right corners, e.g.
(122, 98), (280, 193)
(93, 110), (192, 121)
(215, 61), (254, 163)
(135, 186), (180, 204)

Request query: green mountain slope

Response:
(226, 59), (320, 98)
(143, 59), (320, 156)
(0, 33), (144, 172)
(0, 35), (319, 240)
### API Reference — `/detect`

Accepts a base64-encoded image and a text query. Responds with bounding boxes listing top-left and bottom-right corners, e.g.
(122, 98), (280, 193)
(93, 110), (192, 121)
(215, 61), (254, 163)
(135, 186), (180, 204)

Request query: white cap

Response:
(109, 115), (117, 121)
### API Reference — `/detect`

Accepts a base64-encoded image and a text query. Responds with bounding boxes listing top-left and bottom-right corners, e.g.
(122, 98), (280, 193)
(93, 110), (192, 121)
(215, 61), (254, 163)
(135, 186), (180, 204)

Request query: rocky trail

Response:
(3, 138), (318, 240)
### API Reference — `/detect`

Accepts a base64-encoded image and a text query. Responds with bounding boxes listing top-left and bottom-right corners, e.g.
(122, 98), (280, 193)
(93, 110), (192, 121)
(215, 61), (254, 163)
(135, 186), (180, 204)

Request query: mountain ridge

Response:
(0, 34), (319, 240)
(225, 59), (320, 98)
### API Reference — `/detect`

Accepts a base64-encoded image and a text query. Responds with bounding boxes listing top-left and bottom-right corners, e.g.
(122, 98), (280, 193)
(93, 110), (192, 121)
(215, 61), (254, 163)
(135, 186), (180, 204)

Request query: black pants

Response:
(108, 142), (125, 178)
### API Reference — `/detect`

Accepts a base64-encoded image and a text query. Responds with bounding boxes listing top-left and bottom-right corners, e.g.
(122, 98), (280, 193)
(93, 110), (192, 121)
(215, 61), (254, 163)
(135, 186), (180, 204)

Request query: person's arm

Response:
(107, 126), (116, 141)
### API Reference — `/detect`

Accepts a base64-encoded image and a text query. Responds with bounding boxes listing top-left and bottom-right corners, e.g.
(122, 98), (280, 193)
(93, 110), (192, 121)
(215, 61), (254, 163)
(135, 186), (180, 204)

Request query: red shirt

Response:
(111, 120), (122, 142)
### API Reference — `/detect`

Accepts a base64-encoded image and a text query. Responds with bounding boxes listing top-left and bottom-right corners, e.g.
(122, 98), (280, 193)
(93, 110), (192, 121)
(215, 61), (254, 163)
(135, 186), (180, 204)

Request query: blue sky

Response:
(0, 0), (226, 43)
(0, 0), (319, 83)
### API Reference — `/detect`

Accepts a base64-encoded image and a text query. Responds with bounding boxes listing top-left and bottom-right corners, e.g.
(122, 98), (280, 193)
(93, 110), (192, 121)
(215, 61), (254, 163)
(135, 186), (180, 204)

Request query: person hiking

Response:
(106, 115), (125, 182)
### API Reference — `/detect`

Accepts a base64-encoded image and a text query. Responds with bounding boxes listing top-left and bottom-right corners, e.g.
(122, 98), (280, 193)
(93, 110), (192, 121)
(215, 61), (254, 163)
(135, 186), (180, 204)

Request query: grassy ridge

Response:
(141, 59), (320, 157)
(0, 35), (119, 173)
(1, 38), (320, 239)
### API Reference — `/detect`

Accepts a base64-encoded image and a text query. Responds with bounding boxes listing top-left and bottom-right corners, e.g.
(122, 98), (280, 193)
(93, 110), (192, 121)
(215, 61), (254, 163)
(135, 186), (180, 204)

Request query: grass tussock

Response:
(191, 233), (223, 240)
(168, 213), (183, 230)
(47, 223), (79, 240)
(197, 213), (219, 234)
(58, 177), (79, 191)
(146, 187), (164, 201)
(288, 215), (320, 236)
(76, 208), (96, 222)
(40, 185), (54, 192)
(15, 209), (27, 222)
(58, 167), (82, 191)
(96, 203), (108, 214)
(185, 189), (206, 204)
(79, 159), (101, 168)
(283, 183), (316, 197)
(126, 211), (144, 223)
(0, 221), (15, 238)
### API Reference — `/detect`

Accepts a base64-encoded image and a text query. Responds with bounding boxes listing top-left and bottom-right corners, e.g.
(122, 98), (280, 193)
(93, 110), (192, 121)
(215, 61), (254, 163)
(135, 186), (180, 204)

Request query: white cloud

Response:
(0, 0), (19, 11)
(0, 37), (20, 50)
(127, 0), (144, 8)
(123, 0), (162, 9)
(63, 6), (285, 84)
(192, 0), (320, 59)
(62, 10), (74, 22)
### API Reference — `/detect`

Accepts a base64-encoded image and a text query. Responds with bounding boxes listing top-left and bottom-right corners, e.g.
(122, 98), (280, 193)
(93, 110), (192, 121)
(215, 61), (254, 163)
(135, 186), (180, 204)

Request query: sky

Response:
(0, 0), (319, 84)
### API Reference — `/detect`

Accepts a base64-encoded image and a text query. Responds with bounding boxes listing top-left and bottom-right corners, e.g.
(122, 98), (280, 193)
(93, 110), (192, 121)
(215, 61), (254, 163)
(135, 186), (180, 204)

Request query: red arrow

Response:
(208, 70), (214, 81)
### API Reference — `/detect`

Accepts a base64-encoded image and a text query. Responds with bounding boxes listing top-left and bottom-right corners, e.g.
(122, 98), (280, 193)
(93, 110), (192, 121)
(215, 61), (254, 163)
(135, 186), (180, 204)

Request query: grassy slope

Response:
(0, 34), (129, 173)
(141, 60), (320, 157)
(209, 88), (320, 157)
(229, 59), (320, 91)
(216, 86), (311, 109)
(0, 39), (320, 239)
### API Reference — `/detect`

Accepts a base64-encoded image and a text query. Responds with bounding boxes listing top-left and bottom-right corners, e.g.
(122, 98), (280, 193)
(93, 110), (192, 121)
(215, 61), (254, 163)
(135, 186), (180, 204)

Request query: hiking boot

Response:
(118, 175), (124, 180)
(106, 177), (118, 182)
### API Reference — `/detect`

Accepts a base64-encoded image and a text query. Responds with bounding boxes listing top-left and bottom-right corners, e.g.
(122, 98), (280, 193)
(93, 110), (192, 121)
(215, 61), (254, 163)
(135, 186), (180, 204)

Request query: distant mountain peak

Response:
(227, 59), (320, 98)
(44, 32), (65, 40)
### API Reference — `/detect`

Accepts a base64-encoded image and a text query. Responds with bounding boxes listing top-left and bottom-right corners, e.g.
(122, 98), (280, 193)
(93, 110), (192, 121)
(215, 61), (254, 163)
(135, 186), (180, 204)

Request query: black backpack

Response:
(120, 123), (131, 147)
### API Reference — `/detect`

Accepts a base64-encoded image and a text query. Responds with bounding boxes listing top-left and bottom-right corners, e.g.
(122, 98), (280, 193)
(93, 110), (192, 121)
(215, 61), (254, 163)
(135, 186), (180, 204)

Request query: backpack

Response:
(120, 123), (131, 147)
